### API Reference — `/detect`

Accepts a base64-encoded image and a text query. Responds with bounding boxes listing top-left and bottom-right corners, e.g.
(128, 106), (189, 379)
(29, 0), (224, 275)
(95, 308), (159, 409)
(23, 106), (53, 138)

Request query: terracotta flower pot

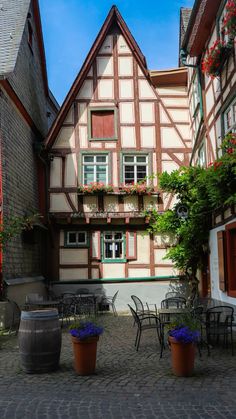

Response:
(71, 336), (99, 375)
(168, 336), (195, 377)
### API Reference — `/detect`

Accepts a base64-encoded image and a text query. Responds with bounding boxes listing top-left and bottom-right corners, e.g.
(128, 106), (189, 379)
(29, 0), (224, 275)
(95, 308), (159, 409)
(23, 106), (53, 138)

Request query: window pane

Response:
(84, 156), (94, 162)
(115, 232), (122, 240)
(233, 104), (236, 123)
(78, 232), (86, 243)
(105, 242), (113, 259)
(124, 166), (134, 183)
(115, 242), (123, 258)
(96, 155), (107, 163)
(104, 233), (112, 241)
(96, 173), (106, 183)
(124, 156), (134, 163)
(68, 232), (76, 244)
(226, 110), (232, 129)
(137, 166), (147, 181)
(84, 173), (94, 184)
(136, 156), (147, 163)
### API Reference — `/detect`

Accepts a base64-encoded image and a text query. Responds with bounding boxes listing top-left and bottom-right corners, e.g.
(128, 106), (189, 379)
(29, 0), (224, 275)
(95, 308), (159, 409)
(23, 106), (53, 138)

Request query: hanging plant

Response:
(201, 39), (226, 78)
(222, 0), (236, 40)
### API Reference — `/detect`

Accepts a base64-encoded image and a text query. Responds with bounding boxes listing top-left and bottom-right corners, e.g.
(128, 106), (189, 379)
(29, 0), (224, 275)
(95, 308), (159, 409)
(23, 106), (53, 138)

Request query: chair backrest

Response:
(128, 304), (140, 326)
(131, 295), (145, 314)
(161, 297), (186, 309)
(25, 293), (43, 303)
(191, 305), (203, 320)
(112, 291), (119, 303)
(206, 305), (234, 325)
(165, 292), (183, 299)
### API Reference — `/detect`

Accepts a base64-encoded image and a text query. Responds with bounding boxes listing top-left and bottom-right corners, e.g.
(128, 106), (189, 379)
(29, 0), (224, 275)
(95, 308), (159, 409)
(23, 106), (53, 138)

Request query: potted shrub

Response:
(168, 314), (200, 377)
(69, 319), (103, 375)
(201, 39), (226, 78)
(78, 182), (113, 194)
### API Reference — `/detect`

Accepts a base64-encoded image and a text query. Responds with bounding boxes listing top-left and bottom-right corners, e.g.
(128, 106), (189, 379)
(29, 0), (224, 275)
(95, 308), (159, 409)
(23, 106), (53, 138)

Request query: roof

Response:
(179, 8), (192, 48)
(150, 67), (188, 87)
(0, 0), (31, 77)
(45, 5), (150, 149)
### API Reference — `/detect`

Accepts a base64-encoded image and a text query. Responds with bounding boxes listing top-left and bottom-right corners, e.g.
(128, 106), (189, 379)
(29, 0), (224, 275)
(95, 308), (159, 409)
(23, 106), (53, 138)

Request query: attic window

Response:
(28, 21), (33, 52)
(88, 108), (117, 140)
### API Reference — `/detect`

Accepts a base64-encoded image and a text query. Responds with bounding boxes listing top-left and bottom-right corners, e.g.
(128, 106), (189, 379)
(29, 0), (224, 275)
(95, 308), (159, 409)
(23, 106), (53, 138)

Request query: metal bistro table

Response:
(24, 300), (61, 311)
(74, 294), (102, 316)
(158, 307), (189, 335)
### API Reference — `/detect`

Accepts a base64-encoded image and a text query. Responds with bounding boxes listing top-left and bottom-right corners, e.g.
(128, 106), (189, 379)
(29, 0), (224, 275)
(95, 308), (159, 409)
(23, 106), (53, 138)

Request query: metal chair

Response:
(165, 292), (183, 299)
(206, 306), (234, 355)
(128, 304), (164, 358)
(100, 291), (119, 316)
(161, 297), (186, 309)
(131, 295), (157, 317)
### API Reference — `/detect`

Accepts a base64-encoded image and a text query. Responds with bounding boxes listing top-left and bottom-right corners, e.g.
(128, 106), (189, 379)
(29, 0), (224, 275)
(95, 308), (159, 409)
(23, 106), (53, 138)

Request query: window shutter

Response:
(217, 230), (227, 292)
(91, 111), (114, 138)
(126, 231), (137, 260)
(91, 231), (101, 259)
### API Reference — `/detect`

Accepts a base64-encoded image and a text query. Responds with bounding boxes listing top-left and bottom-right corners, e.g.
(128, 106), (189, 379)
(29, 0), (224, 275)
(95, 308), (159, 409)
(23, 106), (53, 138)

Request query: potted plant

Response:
(222, 0), (236, 41)
(69, 319), (104, 375)
(201, 39), (226, 78)
(78, 182), (113, 194)
(168, 313), (200, 377)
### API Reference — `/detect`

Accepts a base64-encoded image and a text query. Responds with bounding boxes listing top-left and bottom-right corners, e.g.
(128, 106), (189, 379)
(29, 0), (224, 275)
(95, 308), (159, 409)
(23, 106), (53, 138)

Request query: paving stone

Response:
(0, 315), (236, 418)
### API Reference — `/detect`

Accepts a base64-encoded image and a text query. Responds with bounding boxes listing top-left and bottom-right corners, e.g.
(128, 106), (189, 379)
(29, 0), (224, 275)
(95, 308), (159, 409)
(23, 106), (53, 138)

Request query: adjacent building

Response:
(0, 0), (58, 307)
(180, 0), (236, 307)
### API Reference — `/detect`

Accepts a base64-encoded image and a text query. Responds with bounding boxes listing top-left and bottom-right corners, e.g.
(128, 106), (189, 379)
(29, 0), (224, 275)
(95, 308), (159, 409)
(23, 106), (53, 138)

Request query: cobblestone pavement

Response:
(0, 314), (236, 418)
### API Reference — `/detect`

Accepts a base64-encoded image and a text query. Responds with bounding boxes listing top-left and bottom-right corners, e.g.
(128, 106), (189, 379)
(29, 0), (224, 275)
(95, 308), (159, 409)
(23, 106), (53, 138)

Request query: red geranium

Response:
(201, 39), (226, 78)
(222, 0), (236, 38)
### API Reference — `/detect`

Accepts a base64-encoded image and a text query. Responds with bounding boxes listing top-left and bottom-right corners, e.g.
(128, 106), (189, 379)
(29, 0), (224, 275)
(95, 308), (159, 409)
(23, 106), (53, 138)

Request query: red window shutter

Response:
(91, 231), (101, 260)
(91, 111), (114, 138)
(126, 231), (137, 260)
(217, 230), (227, 292)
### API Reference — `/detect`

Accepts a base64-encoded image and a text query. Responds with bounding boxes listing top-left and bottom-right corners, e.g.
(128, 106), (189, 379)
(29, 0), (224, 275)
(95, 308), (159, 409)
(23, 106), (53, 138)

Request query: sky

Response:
(39, 0), (194, 105)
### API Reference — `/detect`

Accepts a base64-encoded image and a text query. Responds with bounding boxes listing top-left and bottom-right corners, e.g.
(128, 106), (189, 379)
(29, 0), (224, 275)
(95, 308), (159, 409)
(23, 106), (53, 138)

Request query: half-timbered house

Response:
(180, 0), (236, 308)
(44, 6), (191, 309)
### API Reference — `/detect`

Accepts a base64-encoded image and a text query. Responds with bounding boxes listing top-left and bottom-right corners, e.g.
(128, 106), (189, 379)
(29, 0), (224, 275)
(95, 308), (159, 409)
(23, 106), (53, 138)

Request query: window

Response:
(27, 20), (33, 52)
(123, 155), (148, 184)
(65, 231), (88, 247)
(82, 154), (108, 185)
(102, 232), (124, 261)
(190, 74), (200, 117)
(197, 143), (206, 167)
(88, 108), (117, 140)
(224, 98), (236, 134)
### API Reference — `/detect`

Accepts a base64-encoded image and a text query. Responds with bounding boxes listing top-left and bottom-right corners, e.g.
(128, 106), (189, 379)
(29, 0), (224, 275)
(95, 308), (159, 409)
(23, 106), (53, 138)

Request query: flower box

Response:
(120, 183), (154, 195)
(78, 182), (114, 194)
(222, 0), (236, 40)
(201, 39), (227, 78)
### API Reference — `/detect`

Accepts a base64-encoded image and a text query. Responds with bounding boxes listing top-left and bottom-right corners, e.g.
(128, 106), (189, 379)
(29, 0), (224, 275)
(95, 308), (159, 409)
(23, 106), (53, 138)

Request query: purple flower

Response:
(169, 326), (200, 344)
(69, 321), (103, 340)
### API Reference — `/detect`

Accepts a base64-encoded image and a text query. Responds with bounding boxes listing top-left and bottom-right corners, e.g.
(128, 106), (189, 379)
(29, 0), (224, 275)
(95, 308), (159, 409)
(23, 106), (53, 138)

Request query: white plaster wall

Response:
(83, 196), (98, 212)
(160, 106), (170, 123)
(53, 127), (75, 149)
(112, 152), (118, 186)
(50, 194), (71, 212)
(157, 87), (186, 95)
(77, 80), (93, 99)
(97, 57), (113, 77)
(124, 196), (138, 211)
(65, 154), (77, 187)
(118, 57), (133, 76)
(103, 264), (125, 278)
(119, 80), (133, 99)
(140, 126), (155, 148)
(139, 80), (156, 99)
(98, 80), (114, 99)
(155, 267), (177, 276)
(128, 268), (150, 277)
(209, 218), (236, 306)
(60, 268), (88, 280)
(104, 196), (119, 212)
(60, 249), (88, 265)
(99, 35), (113, 54)
(64, 107), (74, 124)
(140, 102), (154, 123)
(161, 127), (183, 147)
(168, 109), (189, 123)
(117, 35), (131, 54)
(78, 103), (87, 123)
(176, 124), (190, 140)
(162, 98), (187, 107)
(50, 158), (62, 187)
(79, 126), (88, 148)
(120, 103), (135, 123)
(121, 126), (136, 147)
(154, 248), (172, 264)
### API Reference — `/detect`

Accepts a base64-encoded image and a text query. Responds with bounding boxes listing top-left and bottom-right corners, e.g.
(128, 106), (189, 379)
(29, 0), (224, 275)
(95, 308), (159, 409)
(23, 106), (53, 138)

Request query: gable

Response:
(45, 6), (158, 149)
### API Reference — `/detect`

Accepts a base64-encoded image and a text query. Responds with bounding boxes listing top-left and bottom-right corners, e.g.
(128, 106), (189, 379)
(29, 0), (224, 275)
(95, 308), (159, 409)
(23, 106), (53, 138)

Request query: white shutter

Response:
(126, 231), (137, 260)
(91, 231), (101, 259)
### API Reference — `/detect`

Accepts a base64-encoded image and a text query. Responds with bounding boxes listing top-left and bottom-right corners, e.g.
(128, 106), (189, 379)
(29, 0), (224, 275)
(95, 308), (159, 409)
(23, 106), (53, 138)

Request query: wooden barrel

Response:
(18, 309), (62, 373)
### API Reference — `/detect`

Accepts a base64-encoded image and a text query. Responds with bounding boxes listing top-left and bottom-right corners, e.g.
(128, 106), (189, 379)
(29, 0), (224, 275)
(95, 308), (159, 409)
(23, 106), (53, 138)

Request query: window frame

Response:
(121, 153), (150, 185)
(81, 153), (110, 185)
(197, 141), (206, 167)
(27, 20), (33, 53)
(64, 231), (89, 248)
(88, 107), (118, 141)
(223, 97), (236, 135)
(101, 231), (126, 263)
(217, 0), (229, 44)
